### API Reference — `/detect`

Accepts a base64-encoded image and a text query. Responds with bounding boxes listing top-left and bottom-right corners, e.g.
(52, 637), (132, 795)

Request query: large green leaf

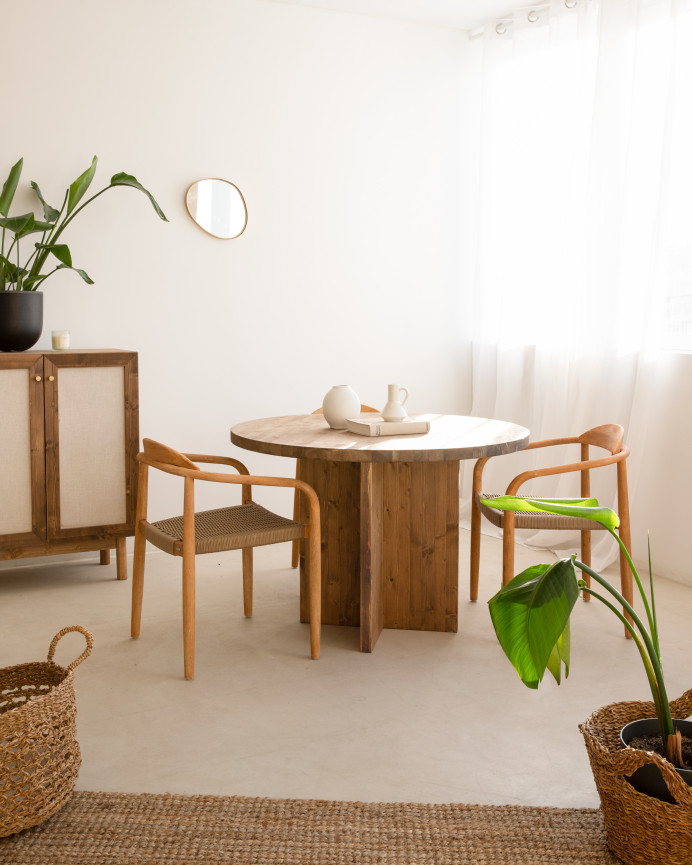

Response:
(30, 181), (60, 223)
(1, 259), (28, 285)
(39, 243), (73, 267)
(480, 495), (619, 532)
(67, 156), (98, 215)
(0, 158), (23, 217)
(546, 619), (571, 684)
(0, 213), (34, 234)
(22, 274), (44, 290)
(17, 218), (54, 237)
(0, 254), (23, 285)
(109, 172), (168, 221)
(55, 263), (94, 284)
(488, 558), (580, 689)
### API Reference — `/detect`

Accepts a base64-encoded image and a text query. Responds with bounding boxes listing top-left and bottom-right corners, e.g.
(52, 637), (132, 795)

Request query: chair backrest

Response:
(578, 424), (625, 455)
(141, 438), (199, 471)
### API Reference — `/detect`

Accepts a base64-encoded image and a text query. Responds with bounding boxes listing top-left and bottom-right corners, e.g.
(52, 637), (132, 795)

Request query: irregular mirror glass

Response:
(185, 178), (248, 239)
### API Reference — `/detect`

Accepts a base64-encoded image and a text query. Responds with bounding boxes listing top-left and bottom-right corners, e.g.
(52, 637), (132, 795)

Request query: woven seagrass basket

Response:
(580, 688), (692, 865)
(0, 625), (93, 837)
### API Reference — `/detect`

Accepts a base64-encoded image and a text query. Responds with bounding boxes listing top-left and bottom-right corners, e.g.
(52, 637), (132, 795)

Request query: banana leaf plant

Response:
(0, 156), (167, 291)
(483, 495), (683, 767)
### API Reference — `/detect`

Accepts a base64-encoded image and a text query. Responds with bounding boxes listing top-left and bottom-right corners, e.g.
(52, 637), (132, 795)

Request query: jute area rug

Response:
(0, 791), (620, 865)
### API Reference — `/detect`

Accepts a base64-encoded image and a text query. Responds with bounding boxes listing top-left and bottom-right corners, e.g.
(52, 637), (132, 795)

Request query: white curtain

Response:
(461, 0), (692, 567)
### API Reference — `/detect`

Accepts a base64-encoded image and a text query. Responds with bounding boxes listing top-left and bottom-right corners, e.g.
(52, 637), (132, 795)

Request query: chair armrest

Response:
(505, 447), (629, 495)
(148, 461), (321, 522)
(197, 471), (321, 525)
(195, 469), (313, 495)
(524, 436), (581, 450)
(184, 454), (250, 475)
(472, 436), (579, 494)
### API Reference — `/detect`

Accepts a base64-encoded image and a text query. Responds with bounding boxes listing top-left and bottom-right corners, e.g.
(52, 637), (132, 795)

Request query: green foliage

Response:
(489, 559), (578, 689)
(483, 495), (679, 764)
(0, 156), (168, 291)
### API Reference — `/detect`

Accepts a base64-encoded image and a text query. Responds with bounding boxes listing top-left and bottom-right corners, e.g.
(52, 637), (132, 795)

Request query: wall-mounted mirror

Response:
(185, 178), (248, 239)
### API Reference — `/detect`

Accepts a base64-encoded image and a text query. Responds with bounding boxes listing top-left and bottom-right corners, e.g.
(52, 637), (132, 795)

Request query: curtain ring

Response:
(527, 10), (540, 23)
(496, 22), (507, 34)
(565, 0), (577, 8)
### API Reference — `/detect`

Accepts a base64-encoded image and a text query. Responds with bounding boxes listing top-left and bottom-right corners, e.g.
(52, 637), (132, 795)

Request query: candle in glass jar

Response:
(51, 330), (70, 350)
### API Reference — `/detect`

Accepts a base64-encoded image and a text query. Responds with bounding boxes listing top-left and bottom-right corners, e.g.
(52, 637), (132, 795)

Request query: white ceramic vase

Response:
(322, 385), (360, 429)
(382, 384), (409, 422)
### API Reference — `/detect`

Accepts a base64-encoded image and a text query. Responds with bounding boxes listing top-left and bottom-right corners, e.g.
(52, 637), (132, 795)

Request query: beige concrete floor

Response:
(1, 532), (689, 808)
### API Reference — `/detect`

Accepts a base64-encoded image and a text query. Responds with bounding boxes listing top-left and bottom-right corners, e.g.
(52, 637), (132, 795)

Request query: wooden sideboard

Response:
(0, 349), (138, 579)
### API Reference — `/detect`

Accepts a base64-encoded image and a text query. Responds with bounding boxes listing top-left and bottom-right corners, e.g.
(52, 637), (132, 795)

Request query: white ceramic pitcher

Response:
(382, 384), (409, 422)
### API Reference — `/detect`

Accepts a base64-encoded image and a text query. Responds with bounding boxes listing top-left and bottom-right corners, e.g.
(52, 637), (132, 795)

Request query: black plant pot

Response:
(0, 291), (44, 351)
(621, 717), (692, 803)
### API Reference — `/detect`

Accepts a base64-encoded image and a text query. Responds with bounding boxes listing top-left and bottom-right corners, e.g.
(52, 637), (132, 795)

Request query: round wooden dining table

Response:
(231, 413), (530, 652)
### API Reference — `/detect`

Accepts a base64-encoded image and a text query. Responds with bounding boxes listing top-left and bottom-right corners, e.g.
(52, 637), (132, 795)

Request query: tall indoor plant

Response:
(0, 156), (167, 350)
(483, 495), (685, 770)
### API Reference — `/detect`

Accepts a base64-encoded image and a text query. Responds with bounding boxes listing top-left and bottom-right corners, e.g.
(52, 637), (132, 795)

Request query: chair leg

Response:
(131, 462), (149, 639)
(131, 524), (147, 639)
(617, 537), (634, 640)
(242, 547), (253, 617)
(182, 476), (196, 679)
(308, 528), (321, 659)
(580, 530), (591, 601)
(182, 550), (196, 680)
(291, 461), (301, 568)
(617, 459), (634, 640)
(470, 493), (481, 602)
(470, 457), (489, 600)
(502, 512), (515, 586)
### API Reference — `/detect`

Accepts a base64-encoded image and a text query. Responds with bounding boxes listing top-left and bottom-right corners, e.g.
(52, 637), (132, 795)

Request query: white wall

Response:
(7, 1), (689, 585)
(6, 0), (470, 520)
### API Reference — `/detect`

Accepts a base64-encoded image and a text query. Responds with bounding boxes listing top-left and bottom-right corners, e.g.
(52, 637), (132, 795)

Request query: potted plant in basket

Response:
(483, 494), (691, 804)
(0, 155), (167, 351)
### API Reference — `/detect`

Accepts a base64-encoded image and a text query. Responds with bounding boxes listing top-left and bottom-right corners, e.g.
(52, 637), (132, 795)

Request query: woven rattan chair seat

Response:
(145, 502), (305, 556)
(477, 493), (605, 531)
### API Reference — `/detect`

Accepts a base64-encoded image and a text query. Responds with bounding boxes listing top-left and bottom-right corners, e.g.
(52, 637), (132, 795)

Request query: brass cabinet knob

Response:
(35, 375), (42, 382)
(48, 375), (55, 382)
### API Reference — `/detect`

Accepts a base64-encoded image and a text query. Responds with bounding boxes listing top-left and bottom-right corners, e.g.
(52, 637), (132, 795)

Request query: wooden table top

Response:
(231, 413), (530, 463)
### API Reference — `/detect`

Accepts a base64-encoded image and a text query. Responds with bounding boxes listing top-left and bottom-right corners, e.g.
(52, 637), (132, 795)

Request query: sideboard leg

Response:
(115, 537), (128, 580)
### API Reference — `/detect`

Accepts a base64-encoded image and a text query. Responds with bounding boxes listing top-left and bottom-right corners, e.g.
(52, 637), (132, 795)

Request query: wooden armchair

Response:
(290, 404), (379, 568)
(470, 423), (633, 627)
(131, 439), (321, 679)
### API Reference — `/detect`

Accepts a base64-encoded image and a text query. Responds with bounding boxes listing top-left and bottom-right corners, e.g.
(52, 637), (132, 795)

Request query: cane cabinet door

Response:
(43, 351), (138, 542)
(0, 353), (47, 549)
(0, 349), (138, 561)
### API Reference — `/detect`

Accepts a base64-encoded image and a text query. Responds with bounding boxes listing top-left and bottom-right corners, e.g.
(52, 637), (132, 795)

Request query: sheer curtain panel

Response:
(461, 0), (692, 568)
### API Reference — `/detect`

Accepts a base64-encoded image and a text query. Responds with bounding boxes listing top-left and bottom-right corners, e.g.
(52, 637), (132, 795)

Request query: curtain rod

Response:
(469, 0), (580, 40)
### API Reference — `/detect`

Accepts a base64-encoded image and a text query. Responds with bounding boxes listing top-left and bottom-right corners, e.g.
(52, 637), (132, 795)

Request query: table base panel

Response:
(381, 461), (459, 635)
(299, 459), (361, 627)
(298, 458), (459, 649)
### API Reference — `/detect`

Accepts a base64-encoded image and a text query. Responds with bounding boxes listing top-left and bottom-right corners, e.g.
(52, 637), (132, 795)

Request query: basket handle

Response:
(594, 740), (692, 807)
(47, 625), (94, 671)
(670, 688), (692, 719)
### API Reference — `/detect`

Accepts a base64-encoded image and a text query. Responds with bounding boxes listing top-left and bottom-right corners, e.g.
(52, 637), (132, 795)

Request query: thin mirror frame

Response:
(185, 178), (248, 239)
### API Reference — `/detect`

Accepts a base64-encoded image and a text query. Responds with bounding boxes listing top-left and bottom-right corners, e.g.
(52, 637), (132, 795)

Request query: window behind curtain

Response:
(474, 2), (692, 354)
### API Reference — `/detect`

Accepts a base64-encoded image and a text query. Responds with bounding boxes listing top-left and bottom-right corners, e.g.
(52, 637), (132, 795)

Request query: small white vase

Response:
(382, 384), (409, 422)
(322, 385), (360, 429)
